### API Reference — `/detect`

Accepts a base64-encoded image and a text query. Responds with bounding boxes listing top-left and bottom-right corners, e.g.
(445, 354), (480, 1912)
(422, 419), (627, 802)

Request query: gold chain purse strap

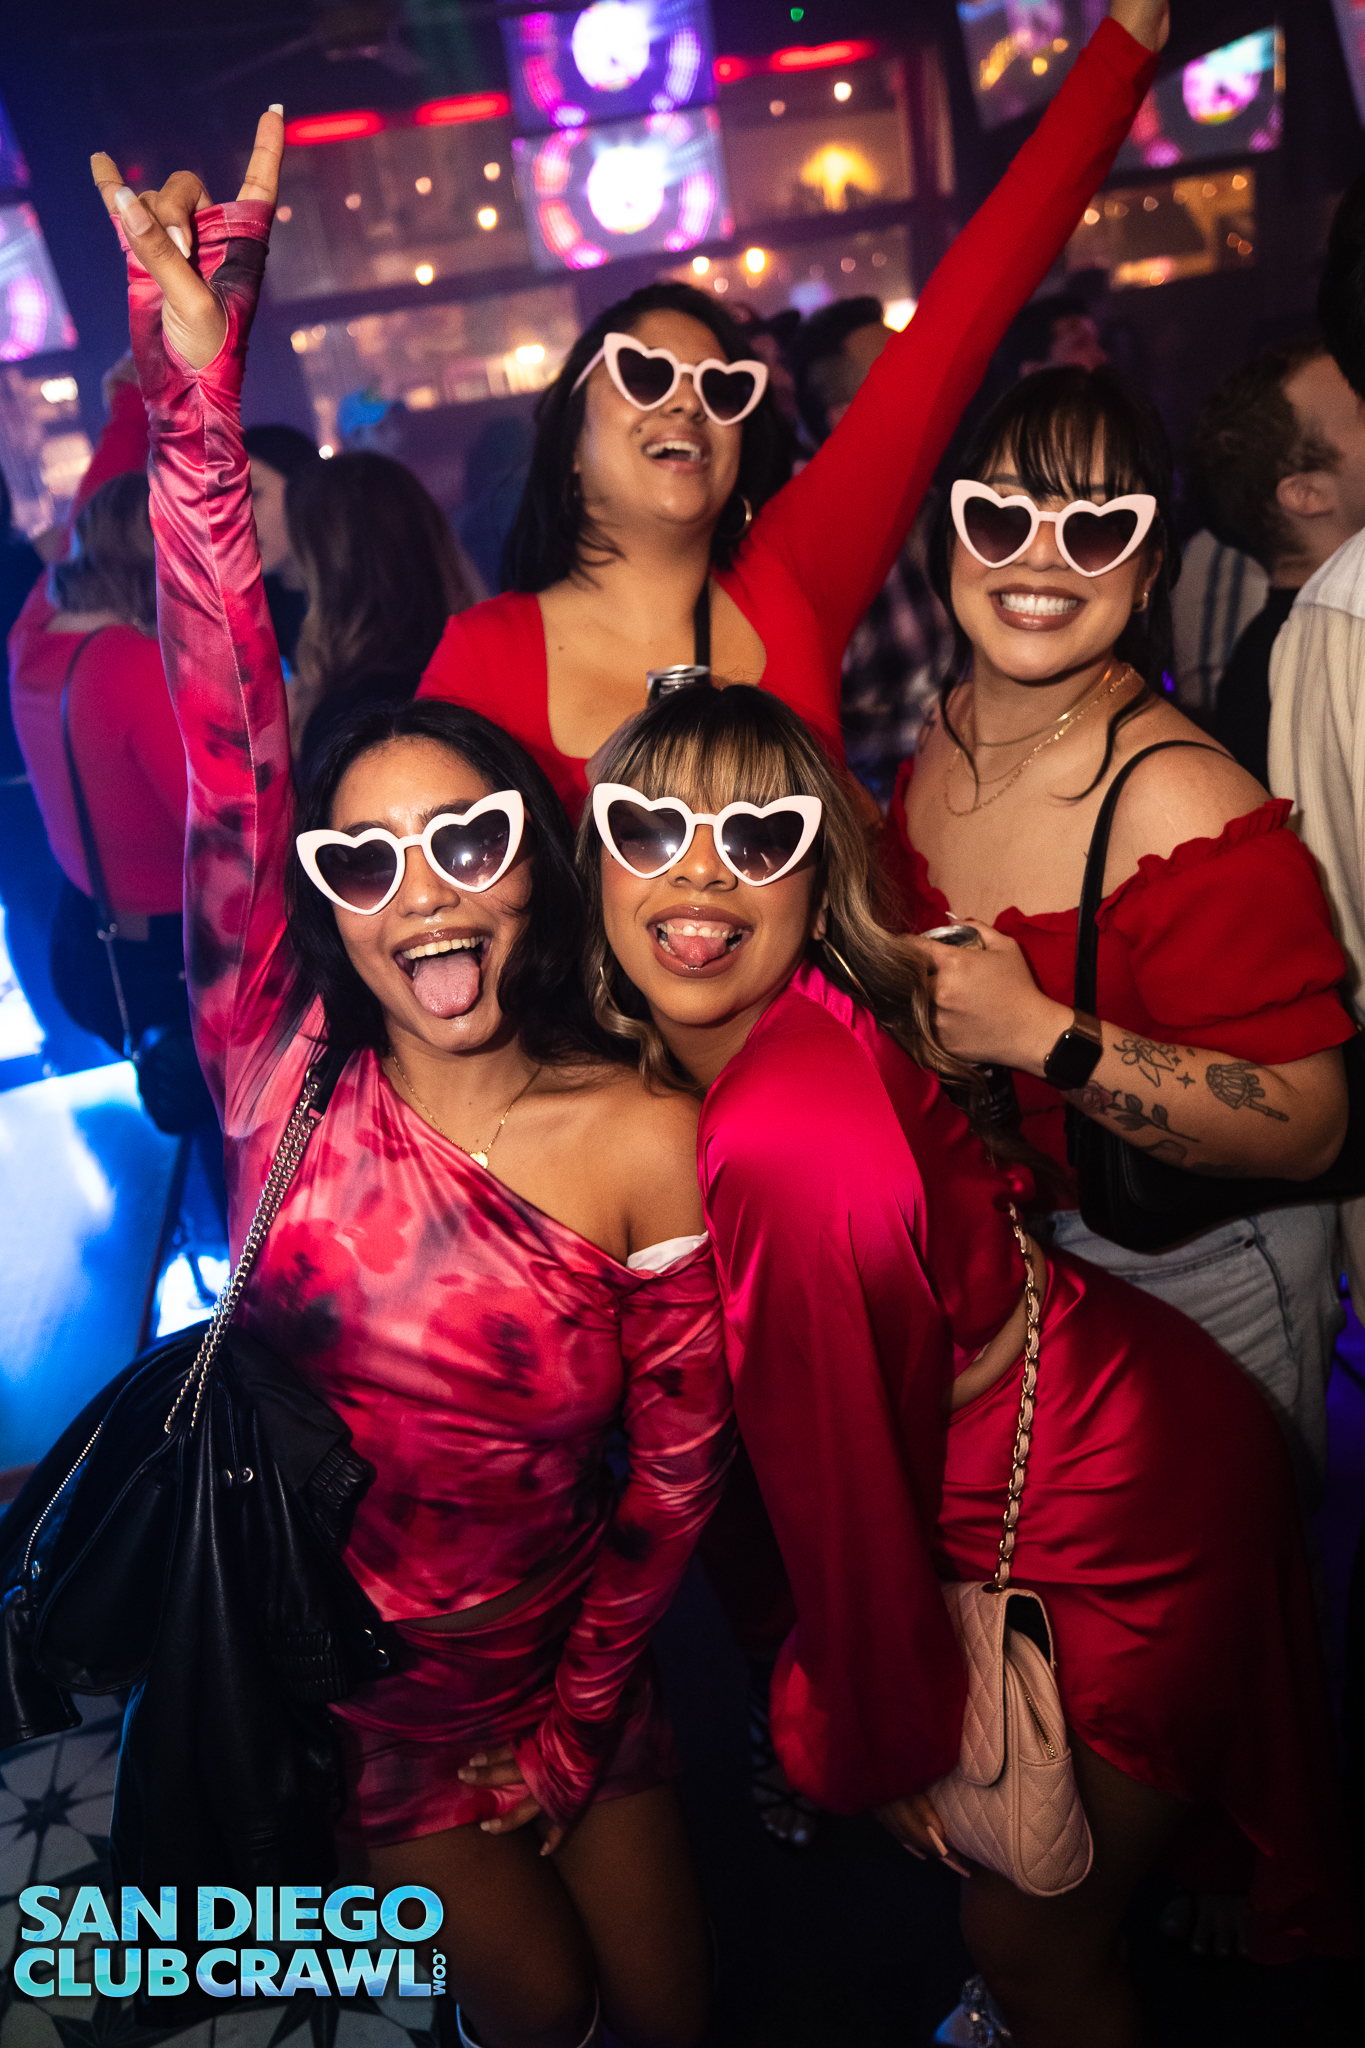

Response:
(162, 1060), (331, 1437)
(990, 1203), (1042, 1595)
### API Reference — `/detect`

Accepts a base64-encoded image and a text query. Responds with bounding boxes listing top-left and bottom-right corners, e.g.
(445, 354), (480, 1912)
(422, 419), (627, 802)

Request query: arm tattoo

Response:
(1113, 1035), (1183, 1088)
(1065, 1083), (1201, 1164)
(1206, 1061), (1289, 1122)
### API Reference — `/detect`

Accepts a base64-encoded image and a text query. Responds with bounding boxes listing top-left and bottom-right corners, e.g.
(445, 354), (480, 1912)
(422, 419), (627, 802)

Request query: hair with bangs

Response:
(576, 683), (973, 1095)
(287, 696), (622, 1068)
(932, 363), (1179, 800)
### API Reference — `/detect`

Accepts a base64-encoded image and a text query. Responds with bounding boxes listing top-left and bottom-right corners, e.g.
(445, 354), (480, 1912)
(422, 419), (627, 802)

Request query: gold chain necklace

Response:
(943, 664), (1129, 817)
(387, 1051), (541, 1168)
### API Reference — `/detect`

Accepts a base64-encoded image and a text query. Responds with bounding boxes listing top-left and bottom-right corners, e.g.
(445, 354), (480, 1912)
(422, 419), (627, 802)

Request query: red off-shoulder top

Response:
(881, 758), (1355, 1193)
(418, 20), (1158, 817)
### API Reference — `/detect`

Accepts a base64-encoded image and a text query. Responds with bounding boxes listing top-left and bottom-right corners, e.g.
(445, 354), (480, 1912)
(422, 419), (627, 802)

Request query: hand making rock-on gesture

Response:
(90, 109), (285, 372)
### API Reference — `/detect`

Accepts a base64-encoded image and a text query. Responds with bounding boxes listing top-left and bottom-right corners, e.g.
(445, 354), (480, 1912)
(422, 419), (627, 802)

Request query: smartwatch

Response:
(1042, 1010), (1104, 1090)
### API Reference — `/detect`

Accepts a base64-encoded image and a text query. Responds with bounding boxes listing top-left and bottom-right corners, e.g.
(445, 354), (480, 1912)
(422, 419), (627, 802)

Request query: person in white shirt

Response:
(1269, 170), (1365, 1302)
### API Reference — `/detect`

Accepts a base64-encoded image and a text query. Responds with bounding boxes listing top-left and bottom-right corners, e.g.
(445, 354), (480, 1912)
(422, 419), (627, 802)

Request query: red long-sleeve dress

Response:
(418, 19), (1158, 816)
(701, 962), (1354, 1961)
(122, 203), (735, 1839)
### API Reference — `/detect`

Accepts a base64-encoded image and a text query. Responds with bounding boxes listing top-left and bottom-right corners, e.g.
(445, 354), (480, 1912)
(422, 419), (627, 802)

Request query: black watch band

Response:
(1043, 1011), (1104, 1090)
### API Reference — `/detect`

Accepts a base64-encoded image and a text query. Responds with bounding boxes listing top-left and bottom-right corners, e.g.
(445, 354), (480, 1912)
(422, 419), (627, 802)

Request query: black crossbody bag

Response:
(1068, 740), (1365, 1253)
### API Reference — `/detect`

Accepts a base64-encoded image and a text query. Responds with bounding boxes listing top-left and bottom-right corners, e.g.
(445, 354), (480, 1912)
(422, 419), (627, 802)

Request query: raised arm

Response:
(91, 123), (296, 1129)
(754, 8), (1163, 688)
(511, 1248), (734, 1834)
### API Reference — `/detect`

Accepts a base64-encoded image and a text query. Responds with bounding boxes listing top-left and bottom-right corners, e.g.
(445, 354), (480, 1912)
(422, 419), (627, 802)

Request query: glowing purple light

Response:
(572, 3), (652, 92)
(1182, 31), (1274, 125)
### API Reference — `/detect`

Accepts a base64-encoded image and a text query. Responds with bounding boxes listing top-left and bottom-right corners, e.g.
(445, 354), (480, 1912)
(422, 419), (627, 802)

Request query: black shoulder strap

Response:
(59, 628), (117, 930)
(1074, 740), (1222, 1010)
(309, 1038), (351, 1116)
(692, 580), (711, 671)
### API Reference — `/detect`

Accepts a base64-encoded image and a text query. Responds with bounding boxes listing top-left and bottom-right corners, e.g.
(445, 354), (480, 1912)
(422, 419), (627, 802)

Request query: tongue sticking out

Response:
(660, 922), (735, 969)
(411, 949), (481, 1018)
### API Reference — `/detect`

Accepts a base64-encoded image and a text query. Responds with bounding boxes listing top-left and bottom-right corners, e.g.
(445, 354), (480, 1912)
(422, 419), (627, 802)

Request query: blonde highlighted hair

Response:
(575, 683), (975, 1096)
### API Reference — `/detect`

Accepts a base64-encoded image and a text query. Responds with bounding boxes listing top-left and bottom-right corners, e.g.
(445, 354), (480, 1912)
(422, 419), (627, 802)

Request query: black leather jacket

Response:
(0, 1320), (390, 1896)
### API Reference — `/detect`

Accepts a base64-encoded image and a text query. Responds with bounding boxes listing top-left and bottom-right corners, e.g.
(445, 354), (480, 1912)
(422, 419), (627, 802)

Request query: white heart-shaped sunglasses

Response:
(950, 479), (1158, 577)
(297, 791), (525, 914)
(572, 332), (769, 426)
(593, 783), (822, 885)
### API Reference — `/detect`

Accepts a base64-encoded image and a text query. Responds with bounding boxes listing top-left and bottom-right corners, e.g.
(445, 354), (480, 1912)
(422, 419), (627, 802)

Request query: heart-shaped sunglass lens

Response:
(719, 810), (805, 881)
(430, 814), (511, 889)
(607, 800), (689, 873)
(615, 349), (677, 406)
(699, 366), (758, 423)
(1061, 506), (1139, 574)
(963, 497), (1034, 564)
(316, 839), (400, 911)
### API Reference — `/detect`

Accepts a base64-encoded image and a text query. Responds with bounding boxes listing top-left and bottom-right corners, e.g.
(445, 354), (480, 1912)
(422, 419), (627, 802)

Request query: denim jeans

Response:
(1044, 1202), (1342, 1505)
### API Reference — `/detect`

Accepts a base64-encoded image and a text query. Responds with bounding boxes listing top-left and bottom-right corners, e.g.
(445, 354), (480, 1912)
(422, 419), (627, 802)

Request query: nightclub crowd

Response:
(0, 1), (1363, 2044)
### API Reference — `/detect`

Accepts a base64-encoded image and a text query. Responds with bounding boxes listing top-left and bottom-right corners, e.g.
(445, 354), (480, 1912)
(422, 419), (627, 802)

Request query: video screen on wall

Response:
(513, 105), (732, 272)
(502, 0), (715, 133)
(1332, 0), (1365, 126)
(957, 0), (1105, 132)
(1113, 29), (1283, 173)
(0, 205), (77, 360)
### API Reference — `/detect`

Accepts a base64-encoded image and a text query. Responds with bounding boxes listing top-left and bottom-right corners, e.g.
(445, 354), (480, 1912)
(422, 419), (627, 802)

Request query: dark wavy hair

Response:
(931, 364), (1180, 800)
(502, 282), (794, 591)
(287, 698), (621, 1067)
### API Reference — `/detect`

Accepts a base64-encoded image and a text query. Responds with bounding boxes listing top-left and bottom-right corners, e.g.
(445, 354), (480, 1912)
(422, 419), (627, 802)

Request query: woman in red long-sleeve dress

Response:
(95, 125), (734, 2048)
(418, 6), (1166, 818)
(581, 679), (1355, 2047)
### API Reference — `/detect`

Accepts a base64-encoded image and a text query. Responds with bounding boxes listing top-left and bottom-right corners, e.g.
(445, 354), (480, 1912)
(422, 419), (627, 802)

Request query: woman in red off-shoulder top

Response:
(882, 362), (1353, 1514)
(418, 7), (1164, 818)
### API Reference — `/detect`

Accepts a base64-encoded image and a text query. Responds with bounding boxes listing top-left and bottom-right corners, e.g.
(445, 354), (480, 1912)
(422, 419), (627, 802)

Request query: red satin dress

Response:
(122, 205), (735, 1841)
(418, 19), (1158, 817)
(700, 963), (1353, 1960)
(881, 759), (1355, 1193)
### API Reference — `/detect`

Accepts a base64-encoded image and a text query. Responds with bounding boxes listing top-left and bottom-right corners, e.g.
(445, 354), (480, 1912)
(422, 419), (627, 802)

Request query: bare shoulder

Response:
(1109, 700), (1270, 866)
(544, 1059), (700, 1177)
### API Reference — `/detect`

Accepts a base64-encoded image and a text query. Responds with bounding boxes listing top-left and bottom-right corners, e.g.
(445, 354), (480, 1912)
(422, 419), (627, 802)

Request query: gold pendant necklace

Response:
(943, 663), (1129, 818)
(387, 1051), (541, 1168)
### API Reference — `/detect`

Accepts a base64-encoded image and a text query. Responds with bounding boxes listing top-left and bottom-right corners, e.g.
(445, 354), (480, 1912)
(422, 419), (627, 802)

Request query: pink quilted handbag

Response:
(926, 1207), (1094, 1899)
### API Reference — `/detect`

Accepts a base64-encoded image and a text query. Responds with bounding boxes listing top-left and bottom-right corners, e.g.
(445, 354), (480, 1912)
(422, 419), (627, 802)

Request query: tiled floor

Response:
(0, 1699), (437, 2048)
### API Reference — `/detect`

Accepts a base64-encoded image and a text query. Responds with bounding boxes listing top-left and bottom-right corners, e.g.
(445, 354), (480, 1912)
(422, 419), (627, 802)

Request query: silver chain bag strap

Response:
(925, 1205), (1094, 1898)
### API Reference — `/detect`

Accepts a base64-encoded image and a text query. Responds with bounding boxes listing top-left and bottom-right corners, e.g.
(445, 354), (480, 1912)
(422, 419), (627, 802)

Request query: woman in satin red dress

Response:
(417, 2), (1170, 819)
(94, 127), (733, 2048)
(580, 681), (1353, 2047)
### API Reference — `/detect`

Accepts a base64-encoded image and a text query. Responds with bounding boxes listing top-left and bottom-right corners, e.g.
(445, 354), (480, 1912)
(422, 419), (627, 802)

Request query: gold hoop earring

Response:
(720, 493), (753, 542)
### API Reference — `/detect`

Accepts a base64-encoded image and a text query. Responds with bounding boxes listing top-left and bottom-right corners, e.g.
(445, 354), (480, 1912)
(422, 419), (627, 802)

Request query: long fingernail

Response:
(268, 102), (283, 114)
(467, 1753), (486, 1766)
(926, 1826), (950, 1857)
(114, 187), (152, 234)
(944, 1854), (971, 1878)
(902, 1843), (927, 1860)
(168, 225), (190, 257)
